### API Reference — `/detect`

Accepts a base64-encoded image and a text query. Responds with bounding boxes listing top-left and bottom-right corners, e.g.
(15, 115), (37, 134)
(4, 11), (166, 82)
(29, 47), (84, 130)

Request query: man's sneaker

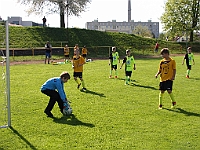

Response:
(109, 75), (112, 78)
(186, 75), (189, 78)
(171, 102), (176, 108)
(44, 111), (54, 118)
(158, 105), (163, 109)
(77, 83), (81, 89)
(82, 88), (87, 92)
(115, 76), (118, 78)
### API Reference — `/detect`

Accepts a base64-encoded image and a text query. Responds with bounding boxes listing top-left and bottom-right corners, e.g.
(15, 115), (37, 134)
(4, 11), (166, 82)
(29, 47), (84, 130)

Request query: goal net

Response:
(0, 20), (11, 128)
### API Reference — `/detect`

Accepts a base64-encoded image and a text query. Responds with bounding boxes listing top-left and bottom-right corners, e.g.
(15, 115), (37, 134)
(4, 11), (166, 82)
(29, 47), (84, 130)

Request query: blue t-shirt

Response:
(41, 77), (66, 102)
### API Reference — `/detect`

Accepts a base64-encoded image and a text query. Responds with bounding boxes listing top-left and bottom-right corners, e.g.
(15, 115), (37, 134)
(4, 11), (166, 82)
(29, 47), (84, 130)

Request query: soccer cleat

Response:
(158, 105), (163, 109)
(77, 83), (81, 89)
(171, 102), (176, 109)
(44, 111), (54, 118)
(115, 76), (118, 78)
(82, 88), (87, 92)
(109, 75), (112, 78)
(186, 75), (189, 78)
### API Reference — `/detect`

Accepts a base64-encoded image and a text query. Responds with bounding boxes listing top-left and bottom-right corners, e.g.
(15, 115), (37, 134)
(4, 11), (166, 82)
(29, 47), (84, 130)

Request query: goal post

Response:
(0, 19), (11, 128)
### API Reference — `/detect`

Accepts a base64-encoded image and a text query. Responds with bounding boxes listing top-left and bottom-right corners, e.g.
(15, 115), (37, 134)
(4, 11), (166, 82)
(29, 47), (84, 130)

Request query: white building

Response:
(7, 16), (43, 27)
(86, 19), (159, 38)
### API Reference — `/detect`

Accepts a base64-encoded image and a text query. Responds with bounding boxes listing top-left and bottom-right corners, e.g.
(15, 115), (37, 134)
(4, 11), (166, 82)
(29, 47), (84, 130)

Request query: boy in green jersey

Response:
(120, 49), (136, 85)
(182, 47), (195, 78)
(109, 47), (120, 78)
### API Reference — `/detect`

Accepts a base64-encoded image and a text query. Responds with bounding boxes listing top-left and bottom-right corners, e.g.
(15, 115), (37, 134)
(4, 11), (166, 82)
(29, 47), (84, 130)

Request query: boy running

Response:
(155, 48), (176, 109)
(120, 49), (136, 85)
(109, 46), (120, 78)
(64, 45), (70, 63)
(182, 47), (195, 78)
(72, 48), (86, 91)
(82, 45), (88, 62)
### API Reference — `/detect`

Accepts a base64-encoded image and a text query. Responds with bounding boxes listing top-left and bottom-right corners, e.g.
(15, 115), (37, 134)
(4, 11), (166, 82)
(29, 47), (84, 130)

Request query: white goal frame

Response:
(0, 19), (11, 128)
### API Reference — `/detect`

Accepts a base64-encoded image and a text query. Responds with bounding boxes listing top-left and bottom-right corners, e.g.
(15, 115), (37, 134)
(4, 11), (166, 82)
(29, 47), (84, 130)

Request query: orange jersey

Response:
(158, 57), (176, 82)
(73, 55), (85, 72)
(64, 47), (69, 55)
(82, 48), (87, 55)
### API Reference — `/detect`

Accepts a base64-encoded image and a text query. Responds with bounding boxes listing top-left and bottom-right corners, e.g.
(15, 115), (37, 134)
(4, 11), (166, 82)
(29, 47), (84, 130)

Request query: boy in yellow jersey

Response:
(82, 45), (88, 61)
(155, 48), (176, 109)
(120, 49), (136, 85)
(72, 48), (86, 91)
(64, 45), (70, 63)
(74, 44), (79, 56)
(182, 47), (195, 78)
(109, 47), (120, 78)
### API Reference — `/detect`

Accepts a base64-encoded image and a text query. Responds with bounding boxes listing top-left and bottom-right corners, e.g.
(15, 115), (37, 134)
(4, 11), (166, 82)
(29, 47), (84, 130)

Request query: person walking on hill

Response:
(42, 16), (47, 27)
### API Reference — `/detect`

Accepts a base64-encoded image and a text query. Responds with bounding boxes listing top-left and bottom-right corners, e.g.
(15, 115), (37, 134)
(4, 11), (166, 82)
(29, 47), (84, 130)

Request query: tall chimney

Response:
(128, 0), (131, 22)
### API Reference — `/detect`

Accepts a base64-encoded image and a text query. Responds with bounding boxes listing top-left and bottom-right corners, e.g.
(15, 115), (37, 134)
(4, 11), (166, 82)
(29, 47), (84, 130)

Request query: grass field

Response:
(0, 55), (200, 150)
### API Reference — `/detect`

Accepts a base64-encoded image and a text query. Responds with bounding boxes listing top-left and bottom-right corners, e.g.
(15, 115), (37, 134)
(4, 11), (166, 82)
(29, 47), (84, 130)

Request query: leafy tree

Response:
(161, 0), (200, 42)
(18, 0), (91, 28)
(132, 24), (153, 38)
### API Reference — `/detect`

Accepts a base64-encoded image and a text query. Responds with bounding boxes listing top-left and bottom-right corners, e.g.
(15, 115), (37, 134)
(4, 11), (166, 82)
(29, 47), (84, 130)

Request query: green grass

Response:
(0, 56), (200, 149)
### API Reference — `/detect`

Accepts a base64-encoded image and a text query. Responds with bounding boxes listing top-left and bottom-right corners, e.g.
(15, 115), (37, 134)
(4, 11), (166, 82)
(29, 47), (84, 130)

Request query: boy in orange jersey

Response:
(155, 48), (176, 109)
(82, 45), (88, 61)
(64, 45), (70, 63)
(72, 47), (86, 91)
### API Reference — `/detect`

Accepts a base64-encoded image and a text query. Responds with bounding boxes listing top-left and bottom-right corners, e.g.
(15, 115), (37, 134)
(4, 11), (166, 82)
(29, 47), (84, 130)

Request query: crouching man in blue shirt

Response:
(41, 71), (70, 117)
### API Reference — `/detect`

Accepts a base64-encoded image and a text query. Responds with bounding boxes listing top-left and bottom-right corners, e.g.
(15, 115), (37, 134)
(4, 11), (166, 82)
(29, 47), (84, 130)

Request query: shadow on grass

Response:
(80, 89), (106, 97)
(116, 77), (137, 83)
(53, 114), (95, 127)
(130, 83), (158, 90)
(10, 126), (37, 150)
(163, 108), (200, 117)
(189, 77), (200, 80)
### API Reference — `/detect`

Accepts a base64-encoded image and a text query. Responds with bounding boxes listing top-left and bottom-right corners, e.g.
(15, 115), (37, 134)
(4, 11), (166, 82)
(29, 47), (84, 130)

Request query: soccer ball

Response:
(63, 107), (73, 115)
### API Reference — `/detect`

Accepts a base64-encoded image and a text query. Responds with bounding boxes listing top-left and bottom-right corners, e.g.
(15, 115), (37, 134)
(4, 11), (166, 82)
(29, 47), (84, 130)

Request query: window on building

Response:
(113, 26), (116, 29)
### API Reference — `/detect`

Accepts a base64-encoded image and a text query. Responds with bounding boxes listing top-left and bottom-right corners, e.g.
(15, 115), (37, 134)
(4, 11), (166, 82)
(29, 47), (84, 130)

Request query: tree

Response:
(18, 0), (91, 28)
(161, 0), (200, 42)
(132, 25), (153, 38)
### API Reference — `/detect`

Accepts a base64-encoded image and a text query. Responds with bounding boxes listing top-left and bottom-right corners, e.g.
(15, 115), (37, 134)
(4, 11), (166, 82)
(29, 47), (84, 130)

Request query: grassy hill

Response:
(0, 26), (200, 57)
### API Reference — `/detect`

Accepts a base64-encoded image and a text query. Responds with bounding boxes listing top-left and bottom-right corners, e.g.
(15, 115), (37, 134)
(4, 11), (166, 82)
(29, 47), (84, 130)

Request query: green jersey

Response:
(125, 56), (135, 71)
(111, 52), (119, 65)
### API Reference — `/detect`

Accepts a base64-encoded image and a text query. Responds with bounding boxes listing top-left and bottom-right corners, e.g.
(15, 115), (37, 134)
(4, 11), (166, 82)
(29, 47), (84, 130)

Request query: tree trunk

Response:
(60, 12), (65, 28)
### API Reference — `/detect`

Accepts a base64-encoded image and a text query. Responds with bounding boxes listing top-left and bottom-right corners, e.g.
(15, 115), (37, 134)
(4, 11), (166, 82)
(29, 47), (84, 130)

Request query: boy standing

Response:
(182, 47), (195, 78)
(82, 45), (88, 62)
(41, 71), (71, 117)
(155, 48), (176, 109)
(120, 49), (136, 85)
(64, 45), (70, 63)
(44, 41), (52, 64)
(109, 47), (120, 78)
(72, 48), (87, 91)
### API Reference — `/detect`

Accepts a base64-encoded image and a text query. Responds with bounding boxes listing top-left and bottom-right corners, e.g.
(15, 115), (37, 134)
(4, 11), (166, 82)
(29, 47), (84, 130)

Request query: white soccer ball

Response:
(63, 107), (73, 115)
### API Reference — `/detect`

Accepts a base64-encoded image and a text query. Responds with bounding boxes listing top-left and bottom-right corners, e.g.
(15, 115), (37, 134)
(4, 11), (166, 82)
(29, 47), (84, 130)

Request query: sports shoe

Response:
(44, 111), (54, 118)
(109, 75), (112, 78)
(171, 102), (176, 108)
(82, 88), (87, 91)
(77, 83), (81, 89)
(186, 75), (189, 78)
(115, 76), (118, 78)
(158, 105), (163, 109)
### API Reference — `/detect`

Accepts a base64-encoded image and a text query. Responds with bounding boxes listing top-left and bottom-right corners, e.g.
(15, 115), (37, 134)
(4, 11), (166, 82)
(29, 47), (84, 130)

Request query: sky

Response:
(0, 0), (166, 32)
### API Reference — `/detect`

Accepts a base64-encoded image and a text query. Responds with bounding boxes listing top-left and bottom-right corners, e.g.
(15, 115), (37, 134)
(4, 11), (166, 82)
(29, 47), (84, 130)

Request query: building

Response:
(86, 0), (159, 38)
(7, 16), (43, 27)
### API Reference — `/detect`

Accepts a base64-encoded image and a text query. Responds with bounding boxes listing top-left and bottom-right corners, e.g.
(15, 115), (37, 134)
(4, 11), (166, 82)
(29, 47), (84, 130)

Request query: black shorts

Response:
(125, 71), (132, 76)
(111, 65), (117, 70)
(159, 80), (173, 91)
(73, 72), (83, 78)
(186, 64), (191, 70)
(64, 55), (69, 58)
(82, 54), (87, 58)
